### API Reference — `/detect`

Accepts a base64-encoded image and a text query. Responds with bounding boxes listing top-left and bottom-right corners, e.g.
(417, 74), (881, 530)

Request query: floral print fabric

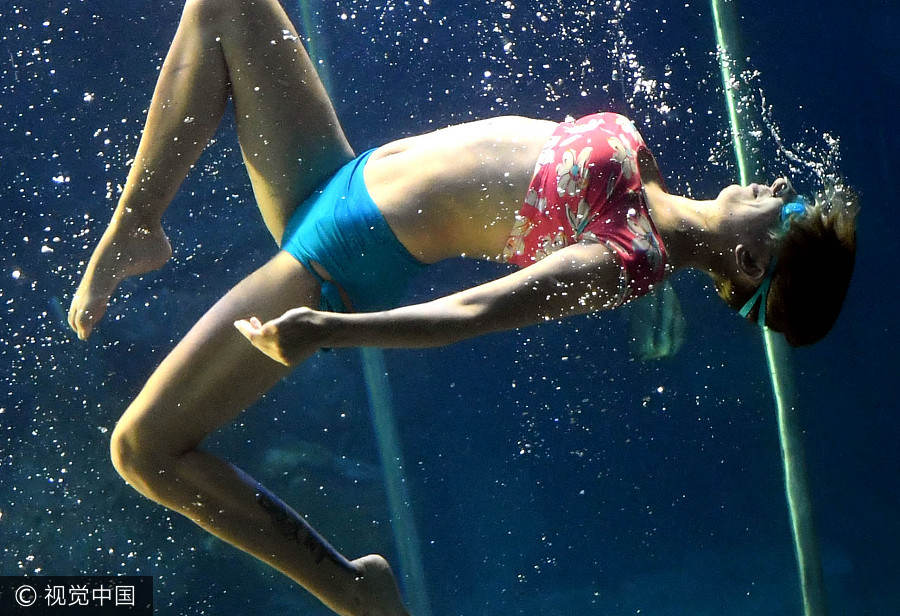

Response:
(503, 112), (668, 307)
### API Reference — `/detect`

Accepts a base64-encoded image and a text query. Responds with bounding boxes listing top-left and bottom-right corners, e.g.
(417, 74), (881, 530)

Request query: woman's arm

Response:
(235, 241), (625, 363)
(327, 241), (624, 349)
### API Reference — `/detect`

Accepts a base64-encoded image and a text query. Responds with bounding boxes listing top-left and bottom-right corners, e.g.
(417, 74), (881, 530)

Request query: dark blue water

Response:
(1, 0), (897, 614)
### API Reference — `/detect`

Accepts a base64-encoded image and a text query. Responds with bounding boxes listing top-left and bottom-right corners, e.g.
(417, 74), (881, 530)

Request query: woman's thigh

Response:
(214, 0), (355, 240)
(115, 251), (320, 457)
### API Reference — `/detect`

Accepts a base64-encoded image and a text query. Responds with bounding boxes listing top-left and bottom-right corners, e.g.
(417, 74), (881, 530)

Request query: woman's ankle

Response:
(111, 202), (164, 231)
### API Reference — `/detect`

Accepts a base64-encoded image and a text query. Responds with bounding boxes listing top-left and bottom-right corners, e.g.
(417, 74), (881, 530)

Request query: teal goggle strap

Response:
(737, 198), (807, 327)
(738, 255), (778, 326)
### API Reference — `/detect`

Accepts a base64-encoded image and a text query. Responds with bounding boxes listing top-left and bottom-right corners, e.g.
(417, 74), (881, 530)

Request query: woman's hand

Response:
(233, 307), (331, 366)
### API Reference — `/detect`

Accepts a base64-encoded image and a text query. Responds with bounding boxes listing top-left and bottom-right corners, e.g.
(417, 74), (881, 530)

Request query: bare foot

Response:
(347, 554), (411, 616)
(69, 209), (172, 340)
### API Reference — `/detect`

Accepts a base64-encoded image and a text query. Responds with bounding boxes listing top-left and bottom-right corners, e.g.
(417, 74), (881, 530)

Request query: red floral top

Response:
(502, 112), (669, 307)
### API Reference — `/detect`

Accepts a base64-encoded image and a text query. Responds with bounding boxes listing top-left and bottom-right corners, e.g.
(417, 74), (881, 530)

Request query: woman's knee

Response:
(109, 409), (184, 495)
(181, 0), (236, 26)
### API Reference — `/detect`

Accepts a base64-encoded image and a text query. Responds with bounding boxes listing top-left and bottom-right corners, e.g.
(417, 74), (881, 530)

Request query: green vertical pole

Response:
(710, 2), (828, 615)
(360, 348), (433, 616)
(294, 4), (432, 614)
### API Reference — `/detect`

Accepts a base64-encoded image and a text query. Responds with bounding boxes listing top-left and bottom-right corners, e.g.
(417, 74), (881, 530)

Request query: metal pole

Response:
(360, 348), (433, 616)
(293, 4), (432, 613)
(710, 2), (828, 614)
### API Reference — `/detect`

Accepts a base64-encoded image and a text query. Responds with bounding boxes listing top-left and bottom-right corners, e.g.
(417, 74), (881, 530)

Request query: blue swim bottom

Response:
(281, 148), (428, 312)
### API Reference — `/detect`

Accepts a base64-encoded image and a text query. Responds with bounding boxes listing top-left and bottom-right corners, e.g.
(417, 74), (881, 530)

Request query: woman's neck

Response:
(642, 181), (726, 278)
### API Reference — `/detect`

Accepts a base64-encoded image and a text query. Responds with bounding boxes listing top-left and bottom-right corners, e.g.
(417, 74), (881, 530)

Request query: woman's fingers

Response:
(233, 319), (254, 339)
(233, 318), (266, 340)
(235, 307), (327, 367)
(233, 318), (291, 366)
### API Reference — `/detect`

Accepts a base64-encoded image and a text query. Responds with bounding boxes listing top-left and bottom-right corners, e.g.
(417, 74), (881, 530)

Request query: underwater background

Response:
(1, 0), (897, 614)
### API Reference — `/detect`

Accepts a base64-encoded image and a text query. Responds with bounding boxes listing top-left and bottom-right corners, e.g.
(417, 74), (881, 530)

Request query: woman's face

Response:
(717, 177), (795, 214)
(711, 177), (797, 295)
(715, 177), (796, 239)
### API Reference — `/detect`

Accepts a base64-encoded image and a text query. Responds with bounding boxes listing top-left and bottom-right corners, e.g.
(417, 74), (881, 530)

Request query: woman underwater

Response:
(67, 1), (858, 614)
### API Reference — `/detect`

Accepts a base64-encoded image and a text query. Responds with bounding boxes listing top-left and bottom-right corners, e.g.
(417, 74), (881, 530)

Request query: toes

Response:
(68, 304), (83, 338)
(73, 309), (95, 340)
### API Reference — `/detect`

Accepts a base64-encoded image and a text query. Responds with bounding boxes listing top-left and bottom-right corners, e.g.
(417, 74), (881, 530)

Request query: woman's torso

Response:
(362, 112), (670, 307)
(363, 116), (558, 264)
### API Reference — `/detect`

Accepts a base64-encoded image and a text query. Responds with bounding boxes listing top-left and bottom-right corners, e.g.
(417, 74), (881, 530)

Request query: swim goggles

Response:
(738, 197), (809, 326)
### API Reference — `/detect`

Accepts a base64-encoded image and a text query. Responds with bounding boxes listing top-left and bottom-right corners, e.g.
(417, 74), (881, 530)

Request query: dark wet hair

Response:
(730, 183), (860, 346)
